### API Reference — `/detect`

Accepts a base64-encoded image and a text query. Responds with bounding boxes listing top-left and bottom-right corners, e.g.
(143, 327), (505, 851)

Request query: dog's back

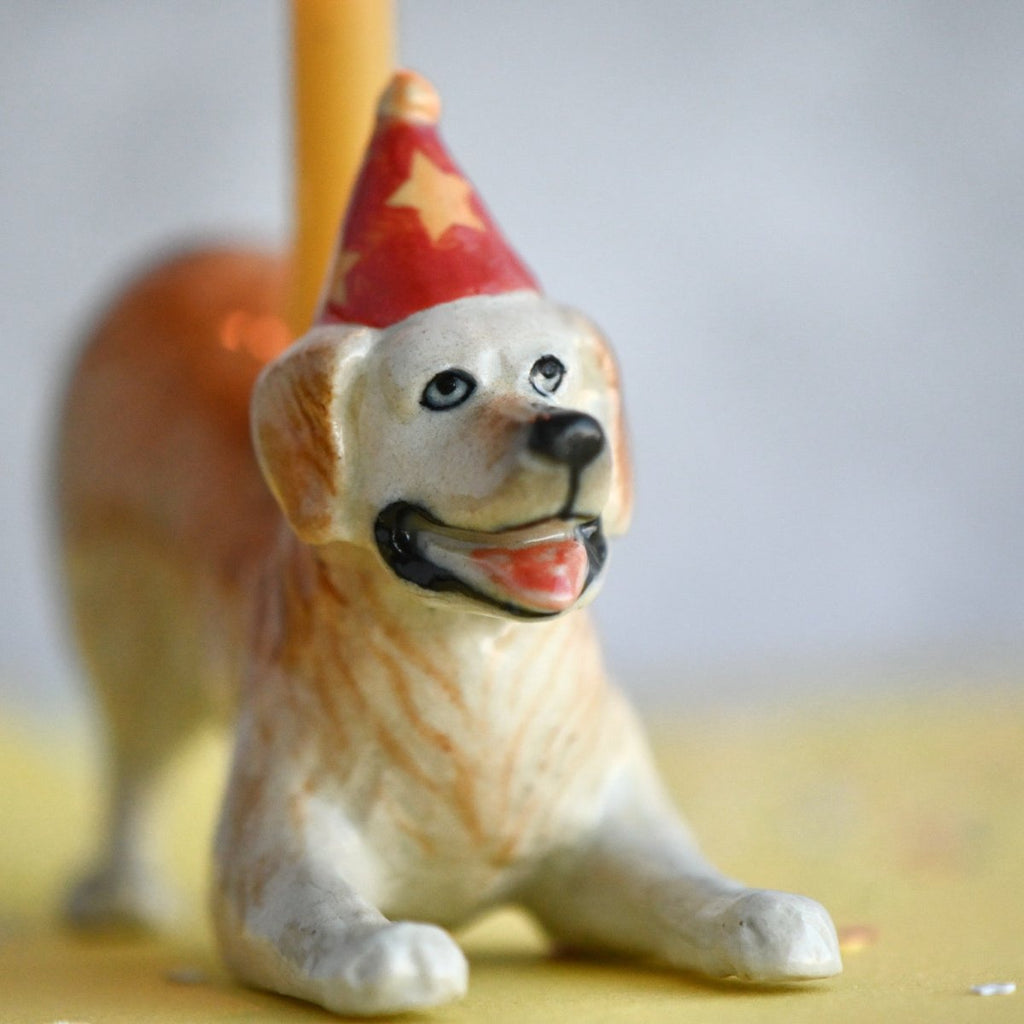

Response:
(56, 247), (290, 924)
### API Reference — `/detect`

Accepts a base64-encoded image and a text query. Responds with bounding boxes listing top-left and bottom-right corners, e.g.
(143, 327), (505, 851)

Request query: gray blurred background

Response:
(2, 1), (1022, 723)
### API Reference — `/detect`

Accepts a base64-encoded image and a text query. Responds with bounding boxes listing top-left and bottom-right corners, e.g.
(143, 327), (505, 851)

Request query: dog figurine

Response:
(57, 71), (841, 1016)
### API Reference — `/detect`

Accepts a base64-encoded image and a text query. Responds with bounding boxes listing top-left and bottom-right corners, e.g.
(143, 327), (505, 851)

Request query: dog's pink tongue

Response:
(470, 539), (588, 613)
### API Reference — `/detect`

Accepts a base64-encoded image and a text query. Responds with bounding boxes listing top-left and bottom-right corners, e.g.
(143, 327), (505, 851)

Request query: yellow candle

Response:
(287, 0), (395, 335)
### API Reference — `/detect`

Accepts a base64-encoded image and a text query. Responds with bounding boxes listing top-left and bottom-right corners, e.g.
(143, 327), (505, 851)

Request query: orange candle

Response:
(288, 0), (394, 335)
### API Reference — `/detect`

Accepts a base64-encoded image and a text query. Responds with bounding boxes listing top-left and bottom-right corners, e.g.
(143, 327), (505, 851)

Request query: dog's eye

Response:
(530, 355), (565, 396)
(421, 369), (476, 411)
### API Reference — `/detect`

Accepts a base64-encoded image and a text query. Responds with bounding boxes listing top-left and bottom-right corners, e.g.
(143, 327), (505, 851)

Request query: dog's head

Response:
(252, 290), (631, 619)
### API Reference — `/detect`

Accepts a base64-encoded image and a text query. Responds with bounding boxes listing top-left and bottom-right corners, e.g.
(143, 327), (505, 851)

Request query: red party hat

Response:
(316, 70), (539, 329)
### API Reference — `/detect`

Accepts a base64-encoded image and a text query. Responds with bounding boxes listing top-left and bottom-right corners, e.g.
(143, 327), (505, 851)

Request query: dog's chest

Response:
(293, 604), (631, 918)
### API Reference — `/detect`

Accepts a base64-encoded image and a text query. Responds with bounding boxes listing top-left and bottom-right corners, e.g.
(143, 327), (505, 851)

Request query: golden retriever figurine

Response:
(57, 71), (841, 1016)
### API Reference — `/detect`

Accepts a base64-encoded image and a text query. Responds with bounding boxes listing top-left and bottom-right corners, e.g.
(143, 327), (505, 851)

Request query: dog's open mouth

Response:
(375, 503), (607, 617)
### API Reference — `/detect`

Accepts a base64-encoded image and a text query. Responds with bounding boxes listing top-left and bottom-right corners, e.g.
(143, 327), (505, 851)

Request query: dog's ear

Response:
(574, 316), (634, 537)
(251, 324), (375, 545)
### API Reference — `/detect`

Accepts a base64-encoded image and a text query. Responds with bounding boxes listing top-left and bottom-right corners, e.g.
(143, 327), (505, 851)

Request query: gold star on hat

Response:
(326, 250), (361, 306)
(386, 150), (485, 244)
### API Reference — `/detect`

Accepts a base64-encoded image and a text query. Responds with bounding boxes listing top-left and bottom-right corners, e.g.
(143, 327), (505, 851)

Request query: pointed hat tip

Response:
(378, 69), (441, 126)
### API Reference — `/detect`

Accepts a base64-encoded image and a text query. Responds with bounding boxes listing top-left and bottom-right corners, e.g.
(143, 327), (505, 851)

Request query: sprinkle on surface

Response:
(165, 965), (209, 985)
(837, 924), (879, 952)
(971, 982), (1016, 996)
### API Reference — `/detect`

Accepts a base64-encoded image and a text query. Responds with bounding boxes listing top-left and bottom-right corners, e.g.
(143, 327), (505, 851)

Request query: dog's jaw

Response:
(374, 502), (607, 619)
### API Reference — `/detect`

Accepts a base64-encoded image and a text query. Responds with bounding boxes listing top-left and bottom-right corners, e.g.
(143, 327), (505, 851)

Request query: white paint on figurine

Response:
(57, 71), (841, 1016)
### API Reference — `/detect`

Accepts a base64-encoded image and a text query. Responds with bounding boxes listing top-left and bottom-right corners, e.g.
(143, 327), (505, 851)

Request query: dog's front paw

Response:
(310, 921), (468, 1016)
(697, 889), (842, 982)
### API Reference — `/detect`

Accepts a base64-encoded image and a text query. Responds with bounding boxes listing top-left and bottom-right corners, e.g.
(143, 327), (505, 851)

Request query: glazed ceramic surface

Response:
(57, 71), (840, 1016)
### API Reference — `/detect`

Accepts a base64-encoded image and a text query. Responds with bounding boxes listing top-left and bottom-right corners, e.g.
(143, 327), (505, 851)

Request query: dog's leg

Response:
(522, 762), (841, 983)
(63, 536), (214, 930)
(66, 748), (179, 931)
(213, 756), (468, 1016)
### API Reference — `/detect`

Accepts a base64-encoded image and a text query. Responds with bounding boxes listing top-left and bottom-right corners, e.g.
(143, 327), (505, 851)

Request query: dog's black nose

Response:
(528, 411), (605, 470)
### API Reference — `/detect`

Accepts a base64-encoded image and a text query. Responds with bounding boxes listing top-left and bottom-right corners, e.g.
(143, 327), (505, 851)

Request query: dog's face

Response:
(253, 291), (631, 618)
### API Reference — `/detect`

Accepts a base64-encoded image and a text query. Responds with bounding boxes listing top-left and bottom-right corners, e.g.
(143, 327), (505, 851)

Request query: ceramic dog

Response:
(58, 71), (841, 1016)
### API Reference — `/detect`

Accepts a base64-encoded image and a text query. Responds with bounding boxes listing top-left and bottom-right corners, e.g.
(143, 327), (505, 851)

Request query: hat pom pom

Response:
(378, 69), (441, 126)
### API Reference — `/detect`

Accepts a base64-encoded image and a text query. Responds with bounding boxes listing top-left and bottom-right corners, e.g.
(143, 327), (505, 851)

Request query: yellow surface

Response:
(287, 0), (395, 334)
(1, 686), (1022, 1022)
